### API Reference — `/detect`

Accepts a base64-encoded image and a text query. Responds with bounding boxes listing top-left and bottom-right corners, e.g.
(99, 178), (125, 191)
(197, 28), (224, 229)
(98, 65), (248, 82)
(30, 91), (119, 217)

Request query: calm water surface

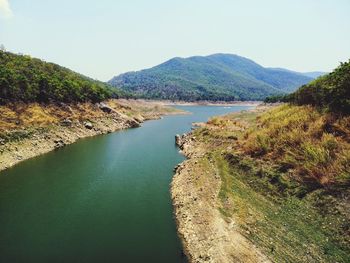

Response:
(0, 105), (251, 263)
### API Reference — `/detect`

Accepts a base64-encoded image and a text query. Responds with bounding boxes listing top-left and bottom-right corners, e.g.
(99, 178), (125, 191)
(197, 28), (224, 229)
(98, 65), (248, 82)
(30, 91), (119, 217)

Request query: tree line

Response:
(265, 60), (350, 114)
(0, 51), (126, 104)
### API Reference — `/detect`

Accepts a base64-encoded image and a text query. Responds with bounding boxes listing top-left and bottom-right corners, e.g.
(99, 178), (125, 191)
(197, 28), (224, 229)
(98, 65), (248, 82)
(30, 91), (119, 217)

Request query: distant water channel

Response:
(0, 105), (251, 263)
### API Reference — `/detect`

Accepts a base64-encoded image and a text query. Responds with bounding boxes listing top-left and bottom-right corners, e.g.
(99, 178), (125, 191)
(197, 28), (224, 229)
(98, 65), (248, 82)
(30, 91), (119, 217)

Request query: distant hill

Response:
(268, 68), (327, 79)
(301, 71), (327, 79)
(0, 51), (126, 104)
(109, 54), (314, 101)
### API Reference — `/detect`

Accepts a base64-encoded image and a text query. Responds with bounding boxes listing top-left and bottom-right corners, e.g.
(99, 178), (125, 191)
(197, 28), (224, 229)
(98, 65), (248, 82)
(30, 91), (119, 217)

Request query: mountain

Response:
(301, 71), (327, 78)
(109, 54), (314, 101)
(268, 68), (327, 79)
(0, 51), (126, 104)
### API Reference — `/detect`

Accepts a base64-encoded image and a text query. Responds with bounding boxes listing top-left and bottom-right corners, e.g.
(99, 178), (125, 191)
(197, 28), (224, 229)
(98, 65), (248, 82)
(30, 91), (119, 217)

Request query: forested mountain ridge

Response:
(109, 54), (314, 101)
(0, 51), (126, 104)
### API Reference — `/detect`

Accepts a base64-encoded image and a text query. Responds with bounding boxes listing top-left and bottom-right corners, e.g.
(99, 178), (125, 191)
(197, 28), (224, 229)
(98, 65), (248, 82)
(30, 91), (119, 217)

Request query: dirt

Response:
(171, 133), (271, 263)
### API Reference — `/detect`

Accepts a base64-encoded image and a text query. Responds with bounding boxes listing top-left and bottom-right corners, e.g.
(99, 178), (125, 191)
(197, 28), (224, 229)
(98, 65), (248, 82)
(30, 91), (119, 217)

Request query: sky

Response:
(0, 0), (349, 81)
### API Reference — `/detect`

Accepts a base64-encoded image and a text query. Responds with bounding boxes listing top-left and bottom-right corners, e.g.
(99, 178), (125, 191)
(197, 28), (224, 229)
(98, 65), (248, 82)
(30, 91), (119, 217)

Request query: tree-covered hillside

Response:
(267, 60), (350, 115)
(290, 60), (350, 114)
(109, 54), (314, 101)
(0, 51), (126, 104)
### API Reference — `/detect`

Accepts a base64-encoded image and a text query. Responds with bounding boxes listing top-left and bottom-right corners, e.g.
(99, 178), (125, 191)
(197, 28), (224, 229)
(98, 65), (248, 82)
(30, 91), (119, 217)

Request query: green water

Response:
(0, 105), (250, 263)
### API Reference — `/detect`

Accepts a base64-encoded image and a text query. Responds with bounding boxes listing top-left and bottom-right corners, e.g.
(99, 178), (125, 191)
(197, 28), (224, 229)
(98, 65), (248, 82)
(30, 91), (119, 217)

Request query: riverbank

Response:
(0, 99), (184, 172)
(171, 105), (350, 262)
(172, 106), (271, 263)
(144, 99), (261, 107)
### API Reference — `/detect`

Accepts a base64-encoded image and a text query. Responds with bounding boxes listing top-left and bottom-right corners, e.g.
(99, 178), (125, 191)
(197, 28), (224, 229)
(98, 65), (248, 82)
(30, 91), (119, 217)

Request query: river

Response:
(0, 105), (251, 263)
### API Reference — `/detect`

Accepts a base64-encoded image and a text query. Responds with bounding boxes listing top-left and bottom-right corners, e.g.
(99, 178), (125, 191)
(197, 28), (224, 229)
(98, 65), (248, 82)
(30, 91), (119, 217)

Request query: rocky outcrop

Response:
(175, 134), (186, 149)
(175, 133), (196, 151)
(54, 139), (65, 149)
(83, 121), (93, 129)
(61, 119), (72, 127)
(126, 118), (140, 128)
(97, 102), (114, 113)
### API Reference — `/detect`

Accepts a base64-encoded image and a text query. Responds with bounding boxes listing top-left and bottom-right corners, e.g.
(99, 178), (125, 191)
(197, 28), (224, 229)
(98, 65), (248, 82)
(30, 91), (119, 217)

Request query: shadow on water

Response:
(0, 105), (251, 263)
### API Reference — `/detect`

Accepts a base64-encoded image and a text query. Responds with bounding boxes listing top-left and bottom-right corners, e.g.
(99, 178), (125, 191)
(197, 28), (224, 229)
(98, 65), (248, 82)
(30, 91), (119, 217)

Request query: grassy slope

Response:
(190, 105), (349, 262)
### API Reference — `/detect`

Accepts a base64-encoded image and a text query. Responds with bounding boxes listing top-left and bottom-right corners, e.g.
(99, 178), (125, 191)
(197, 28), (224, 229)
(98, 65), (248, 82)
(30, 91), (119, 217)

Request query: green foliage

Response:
(0, 51), (127, 104)
(264, 94), (289, 103)
(289, 60), (350, 114)
(109, 54), (313, 101)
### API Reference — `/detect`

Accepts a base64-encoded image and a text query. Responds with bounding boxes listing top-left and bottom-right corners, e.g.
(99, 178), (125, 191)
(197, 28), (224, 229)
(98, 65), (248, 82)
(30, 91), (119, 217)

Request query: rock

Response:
(61, 118), (72, 127)
(97, 102), (113, 113)
(126, 119), (140, 128)
(84, 121), (93, 129)
(175, 134), (181, 145)
(174, 163), (184, 172)
(175, 133), (187, 148)
(54, 139), (65, 149)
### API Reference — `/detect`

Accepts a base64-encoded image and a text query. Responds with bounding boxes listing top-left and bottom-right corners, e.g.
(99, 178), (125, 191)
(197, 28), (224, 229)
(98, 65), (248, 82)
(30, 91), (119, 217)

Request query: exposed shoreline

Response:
(0, 99), (185, 173)
(141, 99), (261, 107)
(171, 130), (270, 263)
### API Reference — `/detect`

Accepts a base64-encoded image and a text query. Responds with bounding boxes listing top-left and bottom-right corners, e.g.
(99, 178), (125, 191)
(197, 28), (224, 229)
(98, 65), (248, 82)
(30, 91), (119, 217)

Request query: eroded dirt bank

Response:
(0, 99), (183, 172)
(171, 132), (270, 263)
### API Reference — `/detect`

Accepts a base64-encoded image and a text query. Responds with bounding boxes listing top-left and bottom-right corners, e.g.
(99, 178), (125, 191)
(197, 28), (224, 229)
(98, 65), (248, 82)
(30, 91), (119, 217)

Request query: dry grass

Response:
(0, 102), (104, 132)
(242, 105), (350, 185)
(0, 99), (184, 133)
(190, 104), (350, 262)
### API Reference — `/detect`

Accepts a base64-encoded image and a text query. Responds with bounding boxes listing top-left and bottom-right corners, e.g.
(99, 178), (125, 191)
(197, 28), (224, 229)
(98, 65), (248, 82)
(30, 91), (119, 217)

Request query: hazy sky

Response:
(1, 0), (349, 81)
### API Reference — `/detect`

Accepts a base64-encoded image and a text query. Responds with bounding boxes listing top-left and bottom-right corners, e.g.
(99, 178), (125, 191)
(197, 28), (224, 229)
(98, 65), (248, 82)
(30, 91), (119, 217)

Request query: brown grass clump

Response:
(242, 105), (350, 185)
(0, 102), (106, 132)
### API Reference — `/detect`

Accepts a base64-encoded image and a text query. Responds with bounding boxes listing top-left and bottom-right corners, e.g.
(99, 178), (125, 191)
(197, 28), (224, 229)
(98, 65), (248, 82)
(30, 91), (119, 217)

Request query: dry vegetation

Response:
(243, 105), (350, 186)
(186, 104), (350, 262)
(0, 99), (182, 132)
(0, 103), (100, 131)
